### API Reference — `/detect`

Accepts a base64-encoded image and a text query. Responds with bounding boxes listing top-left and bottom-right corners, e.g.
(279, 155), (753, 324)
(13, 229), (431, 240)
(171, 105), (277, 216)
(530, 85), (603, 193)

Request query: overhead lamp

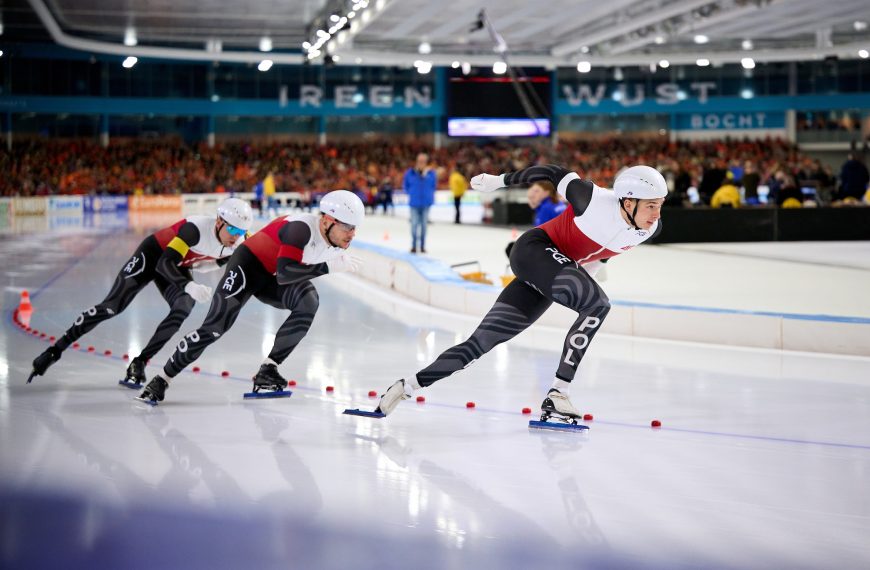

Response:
(418, 41), (431, 54)
(696, 58), (710, 66)
(302, 41), (311, 50)
(579, 45), (590, 53)
(859, 49), (869, 59)
(654, 36), (665, 45)
(414, 60), (432, 74)
(122, 56), (138, 68)
(492, 61), (507, 74)
(330, 14), (340, 22)
(740, 88), (754, 99)
(855, 21), (868, 31)
(577, 61), (591, 73)
(658, 59), (670, 68)
(124, 27), (137, 47)
(258, 59), (273, 72)
(741, 57), (755, 69)
(742, 39), (753, 50)
(259, 36), (273, 52)
(694, 34), (709, 44)
(451, 61), (460, 68)
(613, 67), (623, 81)
(461, 62), (471, 75)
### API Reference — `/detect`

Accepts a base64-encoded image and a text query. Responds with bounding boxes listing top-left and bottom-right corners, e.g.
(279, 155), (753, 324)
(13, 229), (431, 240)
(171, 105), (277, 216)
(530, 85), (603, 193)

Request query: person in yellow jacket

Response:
(263, 171), (278, 217)
(449, 165), (468, 224)
(711, 171), (740, 208)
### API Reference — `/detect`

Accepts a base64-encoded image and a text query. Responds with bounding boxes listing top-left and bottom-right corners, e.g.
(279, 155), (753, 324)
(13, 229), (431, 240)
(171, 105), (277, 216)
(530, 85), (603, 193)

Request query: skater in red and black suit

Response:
(136, 190), (364, 404)
(375, 165), (666, 423)
(28, 198), (253, 386)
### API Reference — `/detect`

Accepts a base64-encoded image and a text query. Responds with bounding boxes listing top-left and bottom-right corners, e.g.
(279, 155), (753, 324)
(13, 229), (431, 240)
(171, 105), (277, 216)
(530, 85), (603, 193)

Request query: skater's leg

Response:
(136, 276), (196, 363)
(30, 238), (158, 381)
(159, 250), (264, 380)
(549, 269), (610, 382)
(510, 229), (611, 419)
(55, 239), (158, 352)
(258, 281), (319, 365)
(416, 280), (551, 387)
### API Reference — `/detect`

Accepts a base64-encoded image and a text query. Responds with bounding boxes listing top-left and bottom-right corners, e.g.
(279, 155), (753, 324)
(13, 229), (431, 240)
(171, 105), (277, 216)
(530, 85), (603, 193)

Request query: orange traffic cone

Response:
(18, 290), (33, 327)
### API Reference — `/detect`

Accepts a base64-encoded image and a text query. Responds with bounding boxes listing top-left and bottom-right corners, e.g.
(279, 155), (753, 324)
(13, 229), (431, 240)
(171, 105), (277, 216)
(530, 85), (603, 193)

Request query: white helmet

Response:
(319, 190), (365, 227)
(613, 166), (667, 200)
(217, 197), (253, 230)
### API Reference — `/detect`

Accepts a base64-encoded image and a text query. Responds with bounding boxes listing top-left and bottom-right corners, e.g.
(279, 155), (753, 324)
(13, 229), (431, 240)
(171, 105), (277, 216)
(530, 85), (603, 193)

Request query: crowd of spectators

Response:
(1, 136), (866, 207)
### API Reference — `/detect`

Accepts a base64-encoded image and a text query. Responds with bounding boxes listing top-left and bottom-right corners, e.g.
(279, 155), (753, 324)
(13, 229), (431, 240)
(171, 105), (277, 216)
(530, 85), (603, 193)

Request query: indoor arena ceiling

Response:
(3, 0), (870, 67)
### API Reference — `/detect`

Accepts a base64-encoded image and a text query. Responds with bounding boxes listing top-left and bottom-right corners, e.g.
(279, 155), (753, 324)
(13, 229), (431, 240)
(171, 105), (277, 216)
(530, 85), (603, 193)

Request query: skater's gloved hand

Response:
(191, 260), (221, 274)
(582, 260), (603, 279)
(327, 254), (362, 274)
(470, 173), (506, 193)
(184, 281), (213, 303)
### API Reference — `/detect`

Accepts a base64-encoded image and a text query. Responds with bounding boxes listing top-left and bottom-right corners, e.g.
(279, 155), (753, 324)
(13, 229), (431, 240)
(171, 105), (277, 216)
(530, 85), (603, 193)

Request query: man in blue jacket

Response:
(403, 152), (436, 253)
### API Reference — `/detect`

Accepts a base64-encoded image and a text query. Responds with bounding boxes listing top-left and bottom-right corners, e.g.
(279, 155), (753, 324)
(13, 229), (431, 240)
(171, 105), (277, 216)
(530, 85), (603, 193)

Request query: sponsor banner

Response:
(182, 193), (224, 216)
(83, 195), (130, 213)
(12, 196), (48, 216)
(48, 195), (83, 214)
(129, 195), (183, 213)
(674, 111), (786, 130)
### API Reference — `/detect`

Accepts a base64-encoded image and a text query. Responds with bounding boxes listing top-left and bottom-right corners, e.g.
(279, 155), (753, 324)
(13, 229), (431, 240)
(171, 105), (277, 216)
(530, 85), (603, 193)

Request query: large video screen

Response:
(447, 117), (551, 137)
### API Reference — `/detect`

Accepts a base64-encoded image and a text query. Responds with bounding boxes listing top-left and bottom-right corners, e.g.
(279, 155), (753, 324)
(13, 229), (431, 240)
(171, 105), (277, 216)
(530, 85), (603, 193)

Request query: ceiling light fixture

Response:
(124, 27), (137, 47)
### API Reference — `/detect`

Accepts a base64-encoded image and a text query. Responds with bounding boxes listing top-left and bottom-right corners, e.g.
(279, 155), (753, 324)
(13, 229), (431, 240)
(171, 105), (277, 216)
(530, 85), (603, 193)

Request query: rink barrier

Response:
(352, 240), (870, 357)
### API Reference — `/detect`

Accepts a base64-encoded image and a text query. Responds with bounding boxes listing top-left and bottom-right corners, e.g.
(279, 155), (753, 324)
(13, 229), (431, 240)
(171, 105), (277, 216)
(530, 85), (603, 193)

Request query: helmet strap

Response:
(324, 221), (340, 247)
(621, 198), (642, 230)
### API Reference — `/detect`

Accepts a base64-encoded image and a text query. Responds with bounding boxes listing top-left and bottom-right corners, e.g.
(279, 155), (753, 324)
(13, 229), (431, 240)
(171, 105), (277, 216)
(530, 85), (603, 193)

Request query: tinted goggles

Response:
(224, 223), (246, 236)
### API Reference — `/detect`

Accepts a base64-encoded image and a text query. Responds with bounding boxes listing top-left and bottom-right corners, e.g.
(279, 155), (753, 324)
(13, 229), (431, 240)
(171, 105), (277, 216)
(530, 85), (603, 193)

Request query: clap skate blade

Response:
(243, 388), (292, 399)
(118, 379), (143, 390)
(529, 411), (588, 432)
(343, 408), (386, 418)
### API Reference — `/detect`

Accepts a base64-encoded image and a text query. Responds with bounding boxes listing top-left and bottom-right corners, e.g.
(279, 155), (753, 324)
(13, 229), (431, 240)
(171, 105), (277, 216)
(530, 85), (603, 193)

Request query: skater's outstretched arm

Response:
(156, 222), (201, 288)
(504, 165), (594, 216)
(473, 164), (594, 216)
(275, 221), (328, 285)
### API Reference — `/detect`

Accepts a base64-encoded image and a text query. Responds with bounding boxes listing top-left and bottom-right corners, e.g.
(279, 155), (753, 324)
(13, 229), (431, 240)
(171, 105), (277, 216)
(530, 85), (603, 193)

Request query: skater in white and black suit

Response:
(375, 164), (666, 422)
(137, 190), (364, 404)
(28, 198), (253, 386)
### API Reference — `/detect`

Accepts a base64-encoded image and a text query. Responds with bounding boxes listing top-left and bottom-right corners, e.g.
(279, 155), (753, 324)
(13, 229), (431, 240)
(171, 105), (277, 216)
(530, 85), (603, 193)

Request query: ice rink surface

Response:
(2, 210), (870, 569)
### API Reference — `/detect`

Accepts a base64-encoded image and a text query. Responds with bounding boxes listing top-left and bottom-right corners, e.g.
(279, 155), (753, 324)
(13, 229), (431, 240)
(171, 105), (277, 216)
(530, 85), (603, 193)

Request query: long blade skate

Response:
(134, 394), (159, 407)
(118, 379), (143, 390)
(529, 420), (589, 432)
(343, 408), (386, 418)
(243, 388), (292, 400)
(26, 370), (38, 384)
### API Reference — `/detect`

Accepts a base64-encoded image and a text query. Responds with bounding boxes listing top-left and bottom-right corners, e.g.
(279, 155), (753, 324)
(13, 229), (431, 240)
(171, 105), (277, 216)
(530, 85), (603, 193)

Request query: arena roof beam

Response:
(27, 0), (304, 64)
(607, 0), (761, 55)
(550, 0), (716, 57)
